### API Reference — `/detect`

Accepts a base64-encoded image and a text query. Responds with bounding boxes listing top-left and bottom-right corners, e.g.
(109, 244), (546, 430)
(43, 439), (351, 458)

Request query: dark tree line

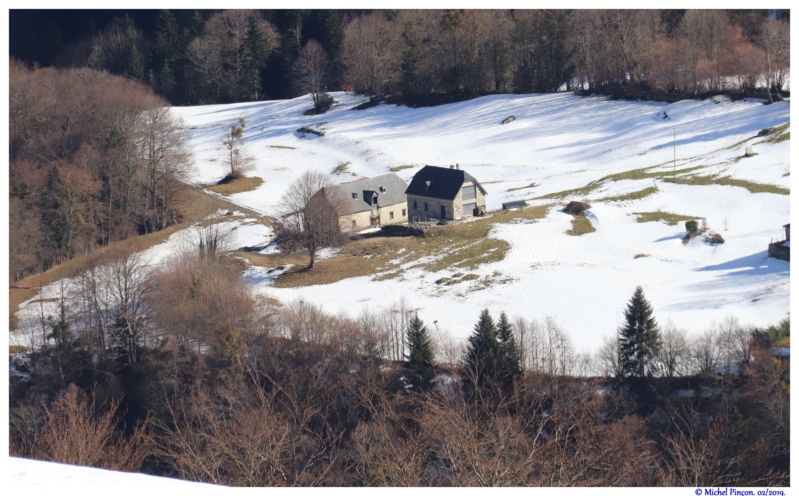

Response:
(10, 9), (790, 107)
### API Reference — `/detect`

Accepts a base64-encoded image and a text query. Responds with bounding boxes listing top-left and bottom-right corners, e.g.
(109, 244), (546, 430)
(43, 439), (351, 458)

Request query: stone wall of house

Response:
(768, 241), (790, 261)
(339, 210), (373, 232)
(407, 194), (455, 222)
(340, 202), (409, 232)
(455, 184), (487, 218)
(406, 192), (486, 221)
(378, 201), (409, 226)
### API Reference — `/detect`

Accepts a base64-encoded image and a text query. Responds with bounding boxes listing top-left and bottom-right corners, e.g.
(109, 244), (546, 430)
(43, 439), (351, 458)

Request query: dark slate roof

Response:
(405, 165), (485, 201)
(327, 173), (408, 215)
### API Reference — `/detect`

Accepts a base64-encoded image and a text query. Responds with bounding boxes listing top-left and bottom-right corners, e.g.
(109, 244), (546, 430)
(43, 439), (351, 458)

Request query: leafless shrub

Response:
(654, 321), (690, 377)
(158, 382), (340, 486)
(27, 385), (153, 472)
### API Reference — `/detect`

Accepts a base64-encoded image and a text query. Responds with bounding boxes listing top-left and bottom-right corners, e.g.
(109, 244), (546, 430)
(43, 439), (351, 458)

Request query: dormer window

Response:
(379, 186), (386, 193)
(352, 192), (358, 199)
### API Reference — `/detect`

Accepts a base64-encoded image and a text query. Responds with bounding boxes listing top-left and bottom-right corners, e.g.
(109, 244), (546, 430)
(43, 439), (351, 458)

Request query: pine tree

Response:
(497, 311), (522, 392)
(153, 10), (181, 98)
(462, 309), (500, 398)
(618, 286), (662, 378)
(242, 14), (269, 101)
(123, 15), (145, 81)
(405, 313), (436, 391)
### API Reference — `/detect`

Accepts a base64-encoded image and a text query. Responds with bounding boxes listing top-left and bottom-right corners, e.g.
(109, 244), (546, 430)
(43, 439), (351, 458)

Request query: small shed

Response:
(502, 200), (528, 210)
(767, 223), (790, 261)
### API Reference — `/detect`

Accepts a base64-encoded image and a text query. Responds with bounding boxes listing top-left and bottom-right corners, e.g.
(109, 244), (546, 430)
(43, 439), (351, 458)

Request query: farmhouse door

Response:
(463, 202), (476, 217)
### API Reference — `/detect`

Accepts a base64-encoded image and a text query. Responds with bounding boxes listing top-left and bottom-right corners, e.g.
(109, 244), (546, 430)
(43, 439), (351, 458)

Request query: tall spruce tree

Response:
(497, 311), (522, 392)
(618, 286), (662, 378)
(406, 313), (436, 391)
(463, 309), (500, 398)
(242, 14), (270, 101)
(152, 10), (181, 100)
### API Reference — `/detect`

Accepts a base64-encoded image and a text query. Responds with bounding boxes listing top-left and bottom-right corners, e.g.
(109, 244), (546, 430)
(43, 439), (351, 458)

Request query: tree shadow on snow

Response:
(654, 233), (685, 243)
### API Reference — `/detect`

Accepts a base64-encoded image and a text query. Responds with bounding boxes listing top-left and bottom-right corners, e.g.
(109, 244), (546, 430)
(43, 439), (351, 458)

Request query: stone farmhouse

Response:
(317, 173), (409, 232)
(405, 165), (487, 222)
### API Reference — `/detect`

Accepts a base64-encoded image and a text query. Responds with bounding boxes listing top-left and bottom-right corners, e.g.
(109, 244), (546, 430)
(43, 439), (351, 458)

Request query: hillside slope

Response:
(15, 92), (789, 354)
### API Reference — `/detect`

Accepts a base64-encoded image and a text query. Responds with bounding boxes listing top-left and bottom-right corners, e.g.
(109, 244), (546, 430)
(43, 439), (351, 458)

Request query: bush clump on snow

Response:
(682, 219), (710, 244)
(563, 201), (591, 215)
(704, 232), (725, 244)
(316, 93), (334, 113)
(502, 115), (516, 125)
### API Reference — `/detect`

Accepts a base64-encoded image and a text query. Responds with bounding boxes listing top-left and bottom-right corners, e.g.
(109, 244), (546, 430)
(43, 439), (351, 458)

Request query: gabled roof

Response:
(327, 173), (408, 215)
(405, 165), (485, 200)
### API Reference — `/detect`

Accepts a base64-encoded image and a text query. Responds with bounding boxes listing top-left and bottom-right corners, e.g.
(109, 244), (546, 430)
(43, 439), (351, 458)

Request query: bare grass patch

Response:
(662, 175), (789, 195)
(273, 205), (551, 288)
(633, 211), (696, 225)
(600, 186), (658, 202)
(566, 215), (595, 236)
(507, 182), (538, 192)
(332, 162), (354, 175)
(206, 176), (264, 196)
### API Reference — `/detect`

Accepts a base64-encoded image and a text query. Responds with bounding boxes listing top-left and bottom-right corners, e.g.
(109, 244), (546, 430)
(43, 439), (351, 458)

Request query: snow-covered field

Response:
(13, 92), (790, 354)
(170, 92), (789, 354)
(6, 457), (224, 490)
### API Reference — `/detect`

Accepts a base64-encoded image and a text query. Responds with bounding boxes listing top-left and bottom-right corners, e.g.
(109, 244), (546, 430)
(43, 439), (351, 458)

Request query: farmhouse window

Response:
(390, 211), (394, 220)
(402, 208), (406, 216)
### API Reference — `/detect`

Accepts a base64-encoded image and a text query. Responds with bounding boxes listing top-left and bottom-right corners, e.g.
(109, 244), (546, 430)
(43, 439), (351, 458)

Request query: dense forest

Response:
(11, 9), (791, 106)
(9, 61), (192, 281)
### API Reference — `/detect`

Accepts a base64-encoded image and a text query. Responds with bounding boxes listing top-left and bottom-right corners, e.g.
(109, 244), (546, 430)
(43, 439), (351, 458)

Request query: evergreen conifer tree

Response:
(463, 309), (500, 398)
(497, 311), (522, 392)
(406, 313), (436, 391)
(618, 286), (661, 378)
(242, 14), (269, 101)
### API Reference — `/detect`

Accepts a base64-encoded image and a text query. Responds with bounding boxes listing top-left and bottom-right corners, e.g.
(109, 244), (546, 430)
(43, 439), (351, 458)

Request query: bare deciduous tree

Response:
(293, 40), (330, 111)
(341, 13), (403, 95)
(221, 116), (255, 180)
(137, 106), (194, 232)
(653, 321), (690, 378)
(280, 170), (344, 269)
